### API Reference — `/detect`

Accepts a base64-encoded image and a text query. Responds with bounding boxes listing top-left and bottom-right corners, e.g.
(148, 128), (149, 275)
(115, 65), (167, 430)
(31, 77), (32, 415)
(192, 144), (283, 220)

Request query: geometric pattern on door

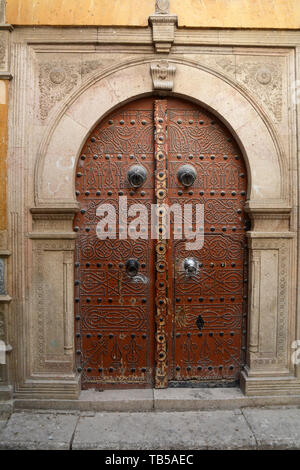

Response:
(74, 97), (248, 389)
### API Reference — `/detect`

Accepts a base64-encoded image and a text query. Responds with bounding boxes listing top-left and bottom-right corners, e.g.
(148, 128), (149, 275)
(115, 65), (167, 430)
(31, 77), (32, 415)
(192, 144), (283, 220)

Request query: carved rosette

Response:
(39, 62), (79, 120)
(151, 60), (176, 91)
(38, 59), (119, 119)
(216, 58), (283, 121)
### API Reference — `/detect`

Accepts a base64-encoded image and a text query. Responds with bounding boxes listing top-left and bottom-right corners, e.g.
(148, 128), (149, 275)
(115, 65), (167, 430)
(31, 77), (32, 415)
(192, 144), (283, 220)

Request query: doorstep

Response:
(12, 387), (300, 413)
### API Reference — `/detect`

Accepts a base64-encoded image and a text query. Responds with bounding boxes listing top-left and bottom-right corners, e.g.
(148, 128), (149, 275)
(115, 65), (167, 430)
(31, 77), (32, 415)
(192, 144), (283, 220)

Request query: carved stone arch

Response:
(35, 58), (289, 214)
(28, 57), (298, 397)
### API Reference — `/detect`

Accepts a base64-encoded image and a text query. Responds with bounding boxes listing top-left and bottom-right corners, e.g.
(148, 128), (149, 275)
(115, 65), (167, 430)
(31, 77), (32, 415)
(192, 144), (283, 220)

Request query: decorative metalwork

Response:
(154, 99), (169, 389)
(74, 98), (156, 389)
(126, 259), (139, 277)
(127, 165), (147, 188)
(168, 98), (248, 382)
(74, 97), (248, 389)
(177, 164), (197, 187)
(183, 258), (198, 276)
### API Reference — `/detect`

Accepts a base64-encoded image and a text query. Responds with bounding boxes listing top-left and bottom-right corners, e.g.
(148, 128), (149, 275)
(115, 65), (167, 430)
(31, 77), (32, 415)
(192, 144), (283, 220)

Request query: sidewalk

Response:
(0, 406), (300, 450)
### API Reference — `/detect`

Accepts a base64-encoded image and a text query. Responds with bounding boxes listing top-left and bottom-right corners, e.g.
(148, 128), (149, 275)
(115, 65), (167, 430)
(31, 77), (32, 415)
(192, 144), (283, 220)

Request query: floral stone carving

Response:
(216, 58), (283, 121)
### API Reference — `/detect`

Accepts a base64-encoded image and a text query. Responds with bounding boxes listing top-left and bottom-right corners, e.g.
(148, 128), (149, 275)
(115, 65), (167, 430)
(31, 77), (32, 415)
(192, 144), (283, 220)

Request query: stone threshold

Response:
(12, 387), (300, 413)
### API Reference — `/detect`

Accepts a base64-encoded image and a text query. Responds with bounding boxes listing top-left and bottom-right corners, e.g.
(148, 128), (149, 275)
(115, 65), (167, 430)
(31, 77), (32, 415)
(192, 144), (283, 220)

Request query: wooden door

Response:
(74, 97), (248, 389)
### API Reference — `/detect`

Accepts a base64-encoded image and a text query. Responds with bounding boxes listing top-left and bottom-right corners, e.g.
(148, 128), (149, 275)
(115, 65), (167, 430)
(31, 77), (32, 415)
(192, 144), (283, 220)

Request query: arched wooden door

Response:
(74, 97), (249, 389)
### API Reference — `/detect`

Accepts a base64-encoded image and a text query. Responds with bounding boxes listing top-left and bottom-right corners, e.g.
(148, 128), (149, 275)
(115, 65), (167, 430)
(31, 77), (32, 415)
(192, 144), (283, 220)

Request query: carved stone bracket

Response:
(151, 60), (176, 91)
(149, 3), (177, 54)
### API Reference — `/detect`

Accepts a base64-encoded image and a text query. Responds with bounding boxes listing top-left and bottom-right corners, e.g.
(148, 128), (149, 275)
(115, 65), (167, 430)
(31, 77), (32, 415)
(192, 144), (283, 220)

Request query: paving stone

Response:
(0, 412), (78, 450)
(72, 410), (256, 450)
(242, 407), (300, 449)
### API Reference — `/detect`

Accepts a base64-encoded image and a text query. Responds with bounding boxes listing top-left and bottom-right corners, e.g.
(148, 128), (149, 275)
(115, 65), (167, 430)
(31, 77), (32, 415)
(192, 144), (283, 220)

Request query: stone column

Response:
(241, 206), (299, 395)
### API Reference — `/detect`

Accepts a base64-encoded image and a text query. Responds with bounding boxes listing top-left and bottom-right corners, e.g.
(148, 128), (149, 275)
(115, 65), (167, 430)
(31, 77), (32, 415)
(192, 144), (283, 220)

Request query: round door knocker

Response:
(127, 165), (147, 188)
(183, 258), (199, 276)
(125, 259), (139, 277)
(177, 164), (197, 187)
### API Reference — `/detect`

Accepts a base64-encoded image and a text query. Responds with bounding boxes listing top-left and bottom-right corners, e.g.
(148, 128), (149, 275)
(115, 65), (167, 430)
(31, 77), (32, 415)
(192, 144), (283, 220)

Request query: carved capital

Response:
(151, 60), (176, 91)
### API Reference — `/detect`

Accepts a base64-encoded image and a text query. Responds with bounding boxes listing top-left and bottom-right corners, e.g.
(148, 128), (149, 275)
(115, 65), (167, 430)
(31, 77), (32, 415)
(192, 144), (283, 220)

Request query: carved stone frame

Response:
(3, 26), (299, 403)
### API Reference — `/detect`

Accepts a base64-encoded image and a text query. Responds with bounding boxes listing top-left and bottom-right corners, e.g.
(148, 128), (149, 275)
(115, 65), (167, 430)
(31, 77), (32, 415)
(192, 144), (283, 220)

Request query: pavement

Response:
(0, 406), (300, 450)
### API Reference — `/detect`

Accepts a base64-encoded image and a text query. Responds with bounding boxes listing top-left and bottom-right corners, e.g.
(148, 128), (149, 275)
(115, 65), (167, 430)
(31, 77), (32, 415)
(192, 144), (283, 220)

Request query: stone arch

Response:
(34, 58), (288, 210)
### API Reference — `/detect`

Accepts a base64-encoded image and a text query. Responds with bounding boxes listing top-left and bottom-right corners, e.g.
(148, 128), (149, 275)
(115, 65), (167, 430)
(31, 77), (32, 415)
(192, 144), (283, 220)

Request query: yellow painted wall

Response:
(174, 0), (300, 29)
(5, 0), (300, 28)
(0, 81), (8, 231)
(5, 0), (155, 27)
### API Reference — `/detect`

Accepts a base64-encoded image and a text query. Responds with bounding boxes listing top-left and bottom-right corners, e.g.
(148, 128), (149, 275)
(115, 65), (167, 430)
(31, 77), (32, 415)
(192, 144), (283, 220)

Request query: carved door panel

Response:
(167, 98), (248, 384)
(74, 97), (248, 389)
(74, 98), (156, 389)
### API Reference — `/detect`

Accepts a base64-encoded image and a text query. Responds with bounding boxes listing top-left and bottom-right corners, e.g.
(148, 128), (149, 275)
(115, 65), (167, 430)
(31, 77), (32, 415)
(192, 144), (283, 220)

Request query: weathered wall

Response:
(0, 80), (8, 231)
(5, 0), (300, 29)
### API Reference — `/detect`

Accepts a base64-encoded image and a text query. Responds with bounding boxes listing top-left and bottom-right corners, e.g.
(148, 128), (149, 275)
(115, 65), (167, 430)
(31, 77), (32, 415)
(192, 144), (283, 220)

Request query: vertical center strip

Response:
(154, 99), (169, 388)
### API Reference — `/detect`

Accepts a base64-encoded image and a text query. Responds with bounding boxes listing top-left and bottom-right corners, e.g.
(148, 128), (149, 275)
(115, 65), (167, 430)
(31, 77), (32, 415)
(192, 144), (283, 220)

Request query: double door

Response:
(74, 97), (248, 389)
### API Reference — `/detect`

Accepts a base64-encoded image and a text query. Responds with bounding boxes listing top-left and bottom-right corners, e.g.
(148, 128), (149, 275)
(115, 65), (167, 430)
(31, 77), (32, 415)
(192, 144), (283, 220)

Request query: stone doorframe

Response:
(4, 50), (299, 400)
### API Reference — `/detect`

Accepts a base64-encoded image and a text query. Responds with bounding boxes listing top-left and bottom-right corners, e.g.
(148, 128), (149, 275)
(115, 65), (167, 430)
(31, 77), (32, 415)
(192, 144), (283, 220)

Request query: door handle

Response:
(126, 259), (139, 277)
